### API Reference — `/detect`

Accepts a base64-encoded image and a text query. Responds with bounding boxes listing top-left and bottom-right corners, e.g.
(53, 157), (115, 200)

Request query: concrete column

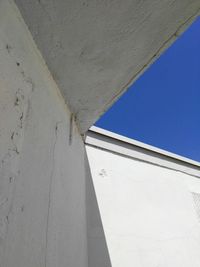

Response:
(0, 1), (88, 266)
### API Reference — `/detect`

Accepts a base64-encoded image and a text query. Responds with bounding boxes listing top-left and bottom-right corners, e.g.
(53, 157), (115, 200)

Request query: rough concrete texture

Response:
(15, 0), (200, 132)
(1, 1), (200, 266)
(86, 144), (200, 267)
(0, 1), (88, 266)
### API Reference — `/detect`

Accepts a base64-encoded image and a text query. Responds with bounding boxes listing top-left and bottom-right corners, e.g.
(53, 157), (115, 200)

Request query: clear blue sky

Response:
(95, 17), (200, 162)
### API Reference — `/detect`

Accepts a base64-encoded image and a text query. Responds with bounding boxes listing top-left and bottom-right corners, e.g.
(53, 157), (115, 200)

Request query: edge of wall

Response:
(85, 126), (200, 178)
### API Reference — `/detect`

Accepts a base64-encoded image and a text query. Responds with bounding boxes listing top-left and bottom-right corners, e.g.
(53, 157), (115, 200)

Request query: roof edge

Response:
(85, 126), (200, 178)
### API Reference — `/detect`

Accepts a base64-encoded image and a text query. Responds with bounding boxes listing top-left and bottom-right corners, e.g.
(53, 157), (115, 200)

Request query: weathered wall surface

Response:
(0, 1), (88, 266)
(1, 1), (200, 266)
(86, 144), (200, 267)
(15, 0), (200, 132)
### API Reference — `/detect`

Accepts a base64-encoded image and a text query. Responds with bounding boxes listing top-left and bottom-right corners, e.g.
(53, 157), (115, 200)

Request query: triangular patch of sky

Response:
(95, 17), (200, 162)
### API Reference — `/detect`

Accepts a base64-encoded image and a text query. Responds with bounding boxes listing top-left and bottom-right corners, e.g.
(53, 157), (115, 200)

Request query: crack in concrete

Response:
(0, 79), (34, 244)
(6, 44), (12, 54)
(69, 113), (74, 145)
(0, 198), (8, 209)
(44, 121), (61, 267)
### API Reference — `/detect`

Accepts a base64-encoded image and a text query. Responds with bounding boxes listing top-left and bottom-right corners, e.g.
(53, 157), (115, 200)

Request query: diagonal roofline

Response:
(85, 126), (200, 178)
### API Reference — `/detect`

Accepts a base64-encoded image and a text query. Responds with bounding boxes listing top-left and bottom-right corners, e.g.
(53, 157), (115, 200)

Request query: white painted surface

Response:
(15, 0), (200, 132)
(88, 126), (200, 168)
(85, 155), (112, 267)
(1, 2), (200, 266)
(86, 127), (200, 178)
(0, 1), (88, 266)
(86, 144), (200, 267)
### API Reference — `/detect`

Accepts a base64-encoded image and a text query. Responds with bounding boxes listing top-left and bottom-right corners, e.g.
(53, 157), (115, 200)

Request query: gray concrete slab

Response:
(15, 0), (200, 133)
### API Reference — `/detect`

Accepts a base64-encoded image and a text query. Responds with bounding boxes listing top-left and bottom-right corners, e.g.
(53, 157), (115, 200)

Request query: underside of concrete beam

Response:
(14, 0), (200, 133)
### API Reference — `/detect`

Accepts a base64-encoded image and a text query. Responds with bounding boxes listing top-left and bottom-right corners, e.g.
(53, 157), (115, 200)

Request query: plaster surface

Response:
(86, 144), (200, 267)
(1, 1), (200, 266)
(85, 154), (112, 267)
(0, 1), (88, 266)
(15, 0), (200, 133)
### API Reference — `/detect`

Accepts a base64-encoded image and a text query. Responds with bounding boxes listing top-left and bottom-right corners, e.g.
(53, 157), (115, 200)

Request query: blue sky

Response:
(95, 17), (200, 162)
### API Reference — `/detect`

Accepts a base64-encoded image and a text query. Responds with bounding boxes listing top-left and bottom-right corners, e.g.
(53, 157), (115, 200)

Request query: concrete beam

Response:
(15, 0), (200, 133)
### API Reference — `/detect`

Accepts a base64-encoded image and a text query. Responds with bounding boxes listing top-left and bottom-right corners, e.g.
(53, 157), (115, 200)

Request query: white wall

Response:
(0, 1), (88, 266)
(1, 2), (200, 267)
(85, 155), (111, 267)
(86, 144), (200, 267)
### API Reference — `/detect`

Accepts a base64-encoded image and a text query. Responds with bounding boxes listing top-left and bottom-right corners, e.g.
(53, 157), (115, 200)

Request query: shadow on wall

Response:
(85, 154), (112, 267)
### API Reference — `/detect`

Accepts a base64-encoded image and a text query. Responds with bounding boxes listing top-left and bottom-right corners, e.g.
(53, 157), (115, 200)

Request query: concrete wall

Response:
(86, 133), (200, 267)
(1, 2), (200, 267)
(85, 154), (112, 267)
(0, 1), (88, 266)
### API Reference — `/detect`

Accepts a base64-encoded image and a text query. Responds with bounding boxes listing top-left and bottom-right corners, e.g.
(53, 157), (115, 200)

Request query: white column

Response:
(0, 1), (88, 266)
